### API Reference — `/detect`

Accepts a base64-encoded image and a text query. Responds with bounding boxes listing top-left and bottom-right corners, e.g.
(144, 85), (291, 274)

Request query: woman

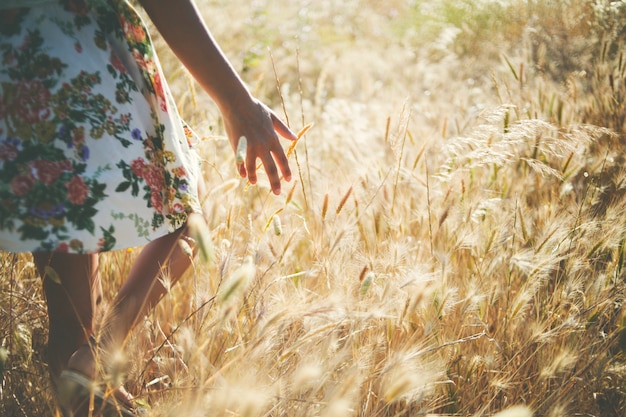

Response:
(0, 0), (296, 415)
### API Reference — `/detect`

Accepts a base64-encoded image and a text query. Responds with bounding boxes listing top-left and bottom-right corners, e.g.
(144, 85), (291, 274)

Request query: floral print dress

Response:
(0, 0), (203, 253)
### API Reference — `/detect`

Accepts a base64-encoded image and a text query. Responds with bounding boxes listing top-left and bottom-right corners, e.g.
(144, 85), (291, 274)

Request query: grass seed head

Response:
(272, 214), (282, 236)
(0, 347), (8, 378)
(336, 186), (353, 215)
(219, 257), (256, 303)
(44, 266), (61, 285)
(104, 348), (129, 389)
(322, 193), (329, 221)
(178, 238), (194, 258)
(187, 213), (214, 264)
(383, 370), (416, 403)
(321, 398), (354, 417)
(292, 362), (323, 394)
(492, 405), (534, 417)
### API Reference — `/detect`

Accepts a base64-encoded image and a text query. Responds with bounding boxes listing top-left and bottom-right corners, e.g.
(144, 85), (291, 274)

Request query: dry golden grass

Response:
(3, 0), (626, 416)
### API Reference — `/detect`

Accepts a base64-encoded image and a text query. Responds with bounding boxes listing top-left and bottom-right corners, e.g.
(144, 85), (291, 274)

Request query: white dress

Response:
(0, 0), (203, 253)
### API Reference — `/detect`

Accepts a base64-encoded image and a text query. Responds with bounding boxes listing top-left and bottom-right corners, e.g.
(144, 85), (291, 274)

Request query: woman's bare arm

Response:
(138, 0), (296, 194)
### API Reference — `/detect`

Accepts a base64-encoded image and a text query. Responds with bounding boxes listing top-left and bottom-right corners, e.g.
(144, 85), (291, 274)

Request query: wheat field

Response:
(2, 0), (626, 416)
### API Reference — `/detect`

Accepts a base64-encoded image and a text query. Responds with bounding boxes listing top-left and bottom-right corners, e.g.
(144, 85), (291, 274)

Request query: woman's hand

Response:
(222, 98), (297, 195)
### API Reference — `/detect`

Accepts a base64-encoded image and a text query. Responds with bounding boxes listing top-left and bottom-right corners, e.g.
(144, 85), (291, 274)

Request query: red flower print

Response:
(172, 203), (184, 213)
(66, 175), (89, 205)
(0, 143), (18, 161)
(119, 15), (128, 30)
(74, 42), (83, 53)
(110, 51), (127, 74)
(130, 158), (147, 176)
(32, 159), (65, 185)
(130, 24), (147, 43)
(55, 242), (69, 253)
(150, 190), (163, 213)
(10, 174), (35, 197)
(144, 166), (164, 188)
(60, 159), (73, 171)
(15, 80), (51, 123)
(152, 72), (168, 112)
(132, 49), (148, 71)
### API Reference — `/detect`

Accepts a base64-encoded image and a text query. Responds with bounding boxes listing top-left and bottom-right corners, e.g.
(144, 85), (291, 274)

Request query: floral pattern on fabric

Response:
(0, 0), (202, 253)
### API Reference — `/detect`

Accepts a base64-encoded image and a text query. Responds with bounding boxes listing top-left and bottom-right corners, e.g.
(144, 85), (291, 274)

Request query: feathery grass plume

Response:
(291, 361), (323, 395)
(321, 193), (329, 221)
(263, 208), (283, 235)
(272, 214), (282, 236)
(199, 380), (271, 417)
(547, 404), (569, 417)
(218, 256), (255, 303)
(104, 348), (129, 389)
(178, 237), (194, 258)
(230, 386), (271, 417)
(382, 358), (440, 404)
(539, 349), (577, 380)
(0, 347), (7, 379)
(187, 213), (214, 264)
(44, 266), (61, 285)
(207, 178), (239, 197)
(491, 405), (533, 417)
(321, 398), (354, 417)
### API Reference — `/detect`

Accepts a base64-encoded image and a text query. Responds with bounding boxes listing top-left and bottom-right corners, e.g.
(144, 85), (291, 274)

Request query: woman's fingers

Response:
(271, 112), (298, 141)
(271, 144), (292, 183)
(245, 139), (284, 195)
(228, 104), (296, 195)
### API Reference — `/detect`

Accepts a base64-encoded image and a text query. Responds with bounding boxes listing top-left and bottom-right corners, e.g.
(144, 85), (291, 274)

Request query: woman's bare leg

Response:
(63, 179), (206, 409)
(33, 252), (101, 385)
(65, 220), (196, 381)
